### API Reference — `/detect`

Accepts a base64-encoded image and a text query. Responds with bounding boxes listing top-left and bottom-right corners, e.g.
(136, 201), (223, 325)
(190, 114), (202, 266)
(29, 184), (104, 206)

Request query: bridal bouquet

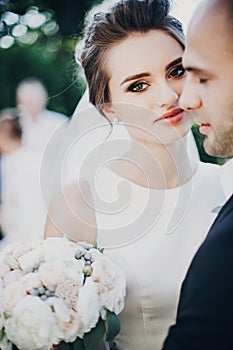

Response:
(0, 237), (126, 350)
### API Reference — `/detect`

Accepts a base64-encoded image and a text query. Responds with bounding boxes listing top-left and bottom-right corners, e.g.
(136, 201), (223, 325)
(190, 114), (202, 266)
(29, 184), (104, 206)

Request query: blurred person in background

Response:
(16, 78), (68, 155)
(0, 108), (46, 248)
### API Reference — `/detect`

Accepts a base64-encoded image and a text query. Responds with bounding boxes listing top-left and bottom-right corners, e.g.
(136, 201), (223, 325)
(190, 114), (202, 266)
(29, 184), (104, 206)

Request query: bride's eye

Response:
(167, 65), (186, 79)
(128, 81), (149, 92)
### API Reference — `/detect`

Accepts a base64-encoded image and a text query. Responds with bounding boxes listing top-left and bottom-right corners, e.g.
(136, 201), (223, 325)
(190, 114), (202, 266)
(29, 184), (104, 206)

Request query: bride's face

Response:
(103, 30), (194, 144)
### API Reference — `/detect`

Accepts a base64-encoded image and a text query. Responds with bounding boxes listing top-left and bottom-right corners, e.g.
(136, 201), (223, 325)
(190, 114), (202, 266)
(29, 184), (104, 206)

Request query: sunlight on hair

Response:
(171, 0), (202, 32)
(86, 0), (117, 25)
(87, 0), (202, 34)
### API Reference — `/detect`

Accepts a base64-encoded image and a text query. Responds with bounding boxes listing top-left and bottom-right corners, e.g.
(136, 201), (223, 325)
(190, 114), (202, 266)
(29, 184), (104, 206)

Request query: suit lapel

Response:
(215, 194), (233, 222)
(207, 194), (233, 238)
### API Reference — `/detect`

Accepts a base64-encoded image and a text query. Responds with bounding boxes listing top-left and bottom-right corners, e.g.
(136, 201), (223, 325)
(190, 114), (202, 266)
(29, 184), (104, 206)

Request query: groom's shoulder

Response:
(194, 194), (233, 267)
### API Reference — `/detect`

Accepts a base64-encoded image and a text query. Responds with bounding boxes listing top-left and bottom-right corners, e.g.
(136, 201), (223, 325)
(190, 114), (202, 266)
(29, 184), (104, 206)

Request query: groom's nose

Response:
(180, 76), (202, 111)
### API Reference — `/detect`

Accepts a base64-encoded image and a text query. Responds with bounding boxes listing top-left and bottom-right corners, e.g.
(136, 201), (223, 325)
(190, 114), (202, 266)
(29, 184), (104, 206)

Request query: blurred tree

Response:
(38, 0), (102, 36)
(1, 0), (102, 36)
(0, 40), (83, 116)
(0, 0), (100, 116)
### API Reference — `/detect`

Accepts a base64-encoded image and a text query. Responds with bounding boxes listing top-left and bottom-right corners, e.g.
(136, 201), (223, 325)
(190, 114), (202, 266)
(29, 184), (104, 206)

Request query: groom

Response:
(162, 0), (233, 349)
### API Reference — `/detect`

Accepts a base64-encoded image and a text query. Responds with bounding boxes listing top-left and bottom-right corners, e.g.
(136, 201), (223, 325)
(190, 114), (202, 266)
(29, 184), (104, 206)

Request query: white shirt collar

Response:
(220, 158), (233, 200)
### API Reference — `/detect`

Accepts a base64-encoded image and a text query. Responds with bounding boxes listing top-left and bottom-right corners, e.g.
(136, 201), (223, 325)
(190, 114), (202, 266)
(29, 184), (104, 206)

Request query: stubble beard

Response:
(204, 110), (233, 158)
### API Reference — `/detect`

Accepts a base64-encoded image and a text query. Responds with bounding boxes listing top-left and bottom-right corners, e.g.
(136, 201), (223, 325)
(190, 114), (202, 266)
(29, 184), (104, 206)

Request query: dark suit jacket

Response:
(163, 194), (233, 350)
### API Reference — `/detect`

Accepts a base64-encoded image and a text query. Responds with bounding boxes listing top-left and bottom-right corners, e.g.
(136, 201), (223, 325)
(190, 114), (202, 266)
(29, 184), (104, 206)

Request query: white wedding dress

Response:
(44, 93), (225, 350)
(90, 162), (225, 350)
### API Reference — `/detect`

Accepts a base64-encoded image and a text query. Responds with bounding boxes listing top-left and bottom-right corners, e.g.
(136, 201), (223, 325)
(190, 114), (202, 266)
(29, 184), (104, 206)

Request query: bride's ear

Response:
(102, 103), (116, 123)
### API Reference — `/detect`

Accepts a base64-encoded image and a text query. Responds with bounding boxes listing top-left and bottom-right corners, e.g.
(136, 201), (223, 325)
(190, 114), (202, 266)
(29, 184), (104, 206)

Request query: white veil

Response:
(60, 91), (199, 185)
(40, 90), (132, 217)
(41, 91), (199, 193)
(40, 89), (200, 246)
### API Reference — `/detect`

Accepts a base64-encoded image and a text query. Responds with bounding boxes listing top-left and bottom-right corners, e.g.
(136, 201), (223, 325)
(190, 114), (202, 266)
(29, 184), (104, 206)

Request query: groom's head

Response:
(180, 0), (233, 158)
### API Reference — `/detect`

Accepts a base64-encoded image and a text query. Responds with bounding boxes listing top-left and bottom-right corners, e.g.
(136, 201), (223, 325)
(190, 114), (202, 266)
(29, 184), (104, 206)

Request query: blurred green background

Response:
(0, 0), (101, 117)
(0, 0), (225, 163)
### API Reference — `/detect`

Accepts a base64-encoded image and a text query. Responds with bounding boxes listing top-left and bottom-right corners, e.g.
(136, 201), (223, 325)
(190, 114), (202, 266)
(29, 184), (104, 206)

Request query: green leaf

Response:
(83, 318), (106, 350)
(92, 243), (98, 249)
(12, 345), (20, 350)
(59, 338), (85, 350)
(211, 205), (223, 214)
(73, 337), (85, 350)
(0, 329), (5, 342)
(59, 341), (71, 350)
(105, 311), (121, 341)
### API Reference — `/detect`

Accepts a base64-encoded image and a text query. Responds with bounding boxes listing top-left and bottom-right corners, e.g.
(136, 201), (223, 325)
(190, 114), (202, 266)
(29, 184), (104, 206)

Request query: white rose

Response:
(63, 258), (84, 284)
(3, 255), (19, 270)
(0, 261), (10, 278)
(5, 296), (59, 350)
(55, 278), (81, 310)
(1, 243), (23, 257)
(2, 281), (26, 312)
(42, 237), (75, 262)
(91, 256), (126, 314)
(39, 261), (66, 288)
(56, 310), (81, 343)
(46, 297), (71, 323)
(76, 278), (100, 337)
(46, 297), (81, 343)
(88, 248), (102, 262)
(1, 243), (31, 270)
(3, 270), (24, 287)
(18, 248), (43, 272)
(0, 335), (12, 350)
(0, 285), (4, 312)
(20, 272), (42, 292)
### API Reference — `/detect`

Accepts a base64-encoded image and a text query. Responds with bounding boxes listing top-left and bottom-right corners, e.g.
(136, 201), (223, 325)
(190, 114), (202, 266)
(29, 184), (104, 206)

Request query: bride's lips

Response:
(154, 108), (184, 125)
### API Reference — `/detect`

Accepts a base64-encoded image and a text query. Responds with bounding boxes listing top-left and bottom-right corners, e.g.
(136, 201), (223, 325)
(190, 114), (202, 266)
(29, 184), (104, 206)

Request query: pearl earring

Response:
(112, 117), (118, 123)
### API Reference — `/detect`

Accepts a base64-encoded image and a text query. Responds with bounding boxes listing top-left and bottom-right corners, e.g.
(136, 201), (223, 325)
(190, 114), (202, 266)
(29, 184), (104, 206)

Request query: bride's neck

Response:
(108, 136), (197, 189)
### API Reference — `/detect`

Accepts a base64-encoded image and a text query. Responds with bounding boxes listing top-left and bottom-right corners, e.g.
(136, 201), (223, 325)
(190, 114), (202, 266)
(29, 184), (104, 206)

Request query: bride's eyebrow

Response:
(165, 57), (183, 71)
(120, 57), (183, 86)
(120, 72), (150, 86)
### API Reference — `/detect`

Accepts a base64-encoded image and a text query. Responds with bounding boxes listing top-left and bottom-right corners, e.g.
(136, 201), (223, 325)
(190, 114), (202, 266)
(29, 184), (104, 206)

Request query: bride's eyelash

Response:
(127, 81), (149, 93)
(126, 65), (185, 93)
(167, 65), (186, 79)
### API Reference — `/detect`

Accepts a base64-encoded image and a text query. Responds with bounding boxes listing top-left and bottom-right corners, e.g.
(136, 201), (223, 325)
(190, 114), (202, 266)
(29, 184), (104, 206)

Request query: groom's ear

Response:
(102, 102), (116, 122)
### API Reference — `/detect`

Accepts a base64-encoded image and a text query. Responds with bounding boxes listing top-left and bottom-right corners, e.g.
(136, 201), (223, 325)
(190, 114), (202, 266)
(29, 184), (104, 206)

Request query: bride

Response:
(43, 0), (225, 349)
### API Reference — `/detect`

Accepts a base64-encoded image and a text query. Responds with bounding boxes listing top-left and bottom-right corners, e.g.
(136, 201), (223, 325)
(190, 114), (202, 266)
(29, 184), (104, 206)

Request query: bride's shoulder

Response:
(44, 180), (97, 244)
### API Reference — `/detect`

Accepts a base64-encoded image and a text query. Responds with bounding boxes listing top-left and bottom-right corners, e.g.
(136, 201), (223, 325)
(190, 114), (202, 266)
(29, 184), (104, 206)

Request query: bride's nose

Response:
(156, 80), (178, 108)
